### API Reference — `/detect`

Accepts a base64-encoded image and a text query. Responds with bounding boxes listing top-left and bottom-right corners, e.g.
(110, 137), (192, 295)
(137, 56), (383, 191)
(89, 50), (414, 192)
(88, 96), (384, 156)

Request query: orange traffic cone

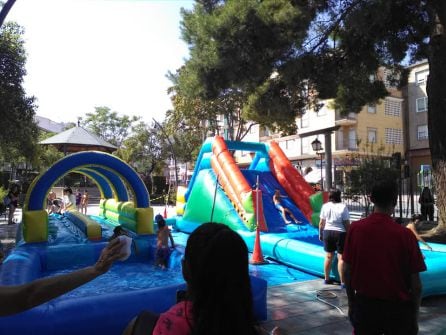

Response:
(250, 226), (267, 264)
(163, 206), (168, 218)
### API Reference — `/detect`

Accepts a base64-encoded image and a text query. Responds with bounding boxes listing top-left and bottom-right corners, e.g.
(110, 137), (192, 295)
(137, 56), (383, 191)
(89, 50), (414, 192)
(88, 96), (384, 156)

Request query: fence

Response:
(342, 170), (438, 221)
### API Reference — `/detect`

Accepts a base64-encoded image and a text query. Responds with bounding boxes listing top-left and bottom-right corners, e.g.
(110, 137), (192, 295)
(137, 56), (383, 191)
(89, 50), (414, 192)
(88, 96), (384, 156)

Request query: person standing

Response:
(6, 185), (20, 225)
(343, 180), (426, 334)
(75, 189), (82, 211)
(81, 190), (89, 215)
(318, 189), (350, 286)
(419, 186), (435, 221)
(62, 187), (76, 212)
(46, 190), (56, 213)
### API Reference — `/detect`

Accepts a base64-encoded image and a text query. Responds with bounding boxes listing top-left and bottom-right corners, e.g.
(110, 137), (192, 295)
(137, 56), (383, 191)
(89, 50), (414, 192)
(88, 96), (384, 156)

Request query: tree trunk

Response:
(427, 1), (446, 229)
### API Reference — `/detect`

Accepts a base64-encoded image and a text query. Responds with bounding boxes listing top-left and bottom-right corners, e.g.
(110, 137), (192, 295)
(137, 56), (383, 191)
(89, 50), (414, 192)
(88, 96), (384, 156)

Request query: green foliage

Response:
(32, 131), (64, 172)
(115, 121), (166, 176)
(0, 22), (39, 161)
(82, 106), (140, 147)
(174, 0), (440, 127)
(167, 78), (254, 143)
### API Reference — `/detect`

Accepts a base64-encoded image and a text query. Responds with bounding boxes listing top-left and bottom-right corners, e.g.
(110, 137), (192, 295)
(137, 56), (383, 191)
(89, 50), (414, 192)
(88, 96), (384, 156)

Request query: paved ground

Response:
(260, 280), (446, 335)
(2, 205), (446, 334)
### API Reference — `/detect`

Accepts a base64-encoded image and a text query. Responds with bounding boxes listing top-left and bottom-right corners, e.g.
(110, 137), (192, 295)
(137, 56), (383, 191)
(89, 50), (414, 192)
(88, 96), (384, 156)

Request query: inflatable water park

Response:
(1, 136), (446, 334)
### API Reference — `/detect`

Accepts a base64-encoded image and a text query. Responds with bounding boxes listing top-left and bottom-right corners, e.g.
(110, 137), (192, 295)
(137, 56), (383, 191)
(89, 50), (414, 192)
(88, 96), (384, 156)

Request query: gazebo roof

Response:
(39, 126), (117, 154)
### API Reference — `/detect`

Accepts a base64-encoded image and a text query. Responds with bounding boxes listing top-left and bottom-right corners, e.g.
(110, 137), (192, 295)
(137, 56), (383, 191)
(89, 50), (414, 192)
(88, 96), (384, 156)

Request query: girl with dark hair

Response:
(123, 222), (279, 335)
(318, 189), (350, 286)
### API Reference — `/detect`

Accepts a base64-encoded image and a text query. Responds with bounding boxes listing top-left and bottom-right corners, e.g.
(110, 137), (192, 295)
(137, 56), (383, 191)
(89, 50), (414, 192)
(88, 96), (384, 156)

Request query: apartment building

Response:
(253, 73), (404, 189)
(404, 60), (431, 188)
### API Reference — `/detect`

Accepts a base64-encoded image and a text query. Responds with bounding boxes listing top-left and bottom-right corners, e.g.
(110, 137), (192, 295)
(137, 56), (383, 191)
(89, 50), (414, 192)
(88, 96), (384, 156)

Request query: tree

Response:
(33, 131), (64, 172)
(168, 71), (256, 142)
(82, 106), (140, 147)
(115, 121), (167, 192)
(0, 21), (39, 161)
(176, 0), (446, 229)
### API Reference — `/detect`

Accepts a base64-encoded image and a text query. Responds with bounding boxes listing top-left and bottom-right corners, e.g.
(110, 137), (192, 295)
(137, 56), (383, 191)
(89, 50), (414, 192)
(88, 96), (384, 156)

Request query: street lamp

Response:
(311, 138), (324, 190)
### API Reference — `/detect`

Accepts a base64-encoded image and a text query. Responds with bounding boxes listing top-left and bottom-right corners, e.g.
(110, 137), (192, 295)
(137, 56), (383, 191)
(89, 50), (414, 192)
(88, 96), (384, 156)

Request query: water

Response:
(41, 261), (185, 299)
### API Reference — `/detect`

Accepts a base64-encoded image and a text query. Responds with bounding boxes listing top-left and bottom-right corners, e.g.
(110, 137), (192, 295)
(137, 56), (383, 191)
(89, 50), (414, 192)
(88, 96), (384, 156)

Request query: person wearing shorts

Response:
(318, 189), (350, 286)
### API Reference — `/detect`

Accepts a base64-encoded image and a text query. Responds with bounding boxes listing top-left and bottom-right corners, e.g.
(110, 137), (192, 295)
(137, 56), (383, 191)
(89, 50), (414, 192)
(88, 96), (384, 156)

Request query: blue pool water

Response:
(36, 215), (316, 300)
(41, 255), (316, 300)
(41, 262), (185, 299)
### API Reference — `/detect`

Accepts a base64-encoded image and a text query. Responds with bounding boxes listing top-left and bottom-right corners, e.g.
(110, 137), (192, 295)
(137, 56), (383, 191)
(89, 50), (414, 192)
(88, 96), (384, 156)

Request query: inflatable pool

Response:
(0, 238), (267, 335)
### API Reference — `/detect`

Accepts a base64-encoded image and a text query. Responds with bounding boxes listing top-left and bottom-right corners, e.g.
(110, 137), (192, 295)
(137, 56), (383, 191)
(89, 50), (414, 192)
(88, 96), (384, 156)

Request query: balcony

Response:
(335, 111), (357, 126)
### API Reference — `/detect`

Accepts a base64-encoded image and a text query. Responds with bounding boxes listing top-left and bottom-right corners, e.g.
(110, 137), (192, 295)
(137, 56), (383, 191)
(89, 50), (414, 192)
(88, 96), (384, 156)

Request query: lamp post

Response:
(311, 138), (324, 190)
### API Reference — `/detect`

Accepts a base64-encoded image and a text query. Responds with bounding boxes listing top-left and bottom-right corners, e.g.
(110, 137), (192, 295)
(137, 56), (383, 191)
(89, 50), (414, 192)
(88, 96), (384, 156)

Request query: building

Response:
(242, 68), (405, 190)
(404, 60), (431, 189)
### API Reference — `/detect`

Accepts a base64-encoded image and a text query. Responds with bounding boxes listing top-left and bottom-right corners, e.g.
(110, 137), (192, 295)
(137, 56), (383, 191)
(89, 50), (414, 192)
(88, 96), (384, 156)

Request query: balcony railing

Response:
(335, 111), (357, 126)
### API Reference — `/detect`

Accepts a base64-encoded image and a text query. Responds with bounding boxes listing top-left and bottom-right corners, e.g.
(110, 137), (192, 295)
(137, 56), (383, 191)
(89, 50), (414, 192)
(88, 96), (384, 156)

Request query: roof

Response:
(39, 126), (117, 153)
(35, 115), (66, 133)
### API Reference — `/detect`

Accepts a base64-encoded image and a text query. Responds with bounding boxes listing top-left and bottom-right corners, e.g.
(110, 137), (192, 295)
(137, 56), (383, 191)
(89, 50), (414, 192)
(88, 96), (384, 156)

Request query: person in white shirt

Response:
(62, 187), (76, 212)
(318, 189), (350, 286)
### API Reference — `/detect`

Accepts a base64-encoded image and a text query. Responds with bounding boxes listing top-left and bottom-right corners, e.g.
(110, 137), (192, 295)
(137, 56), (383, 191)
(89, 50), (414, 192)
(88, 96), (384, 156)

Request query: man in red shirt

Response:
(343, 180), (426, 334)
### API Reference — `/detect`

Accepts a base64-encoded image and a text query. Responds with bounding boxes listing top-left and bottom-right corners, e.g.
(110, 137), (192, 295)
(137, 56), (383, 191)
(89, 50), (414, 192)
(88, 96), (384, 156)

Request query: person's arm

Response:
(343, 262), (355, 319)
(342, 220), (350, 232)
(407, 224), (432, 250)
(0, 238), (124, 316)
(169, 232), (175, 248)
(318, 218), (325, 241)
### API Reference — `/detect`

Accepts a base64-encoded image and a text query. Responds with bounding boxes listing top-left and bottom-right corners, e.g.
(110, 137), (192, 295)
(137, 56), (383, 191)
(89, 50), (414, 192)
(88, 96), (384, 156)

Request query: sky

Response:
(6, 0), (194, 124)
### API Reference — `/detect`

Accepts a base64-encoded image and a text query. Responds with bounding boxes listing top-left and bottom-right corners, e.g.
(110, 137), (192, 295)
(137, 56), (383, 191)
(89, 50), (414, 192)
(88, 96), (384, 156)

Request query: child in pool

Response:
(155, 214), (175, 269)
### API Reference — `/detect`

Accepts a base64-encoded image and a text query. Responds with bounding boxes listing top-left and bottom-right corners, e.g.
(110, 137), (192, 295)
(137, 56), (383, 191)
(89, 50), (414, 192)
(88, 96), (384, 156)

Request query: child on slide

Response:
(273, 189), (300, 224)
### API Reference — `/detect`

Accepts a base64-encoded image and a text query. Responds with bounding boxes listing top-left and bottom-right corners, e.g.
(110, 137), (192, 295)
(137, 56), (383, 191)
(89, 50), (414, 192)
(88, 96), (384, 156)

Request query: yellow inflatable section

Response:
(176, 186), (187, 216)
(23, 210), (48, 243)
(99, 199), (153, 234)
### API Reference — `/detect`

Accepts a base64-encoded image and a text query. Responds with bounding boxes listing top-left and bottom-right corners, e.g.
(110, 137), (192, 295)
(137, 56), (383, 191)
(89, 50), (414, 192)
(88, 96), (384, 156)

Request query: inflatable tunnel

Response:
(23, 151), (153, 242)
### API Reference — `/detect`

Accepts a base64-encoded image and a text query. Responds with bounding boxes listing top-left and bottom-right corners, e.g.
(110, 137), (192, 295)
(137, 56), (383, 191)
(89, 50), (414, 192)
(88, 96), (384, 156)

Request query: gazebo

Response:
(39, 125), (117, 154)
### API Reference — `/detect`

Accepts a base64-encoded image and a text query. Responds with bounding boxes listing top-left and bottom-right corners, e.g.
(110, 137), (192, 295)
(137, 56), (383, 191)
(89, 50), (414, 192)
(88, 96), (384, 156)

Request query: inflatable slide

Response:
(175, 136), (446, 297)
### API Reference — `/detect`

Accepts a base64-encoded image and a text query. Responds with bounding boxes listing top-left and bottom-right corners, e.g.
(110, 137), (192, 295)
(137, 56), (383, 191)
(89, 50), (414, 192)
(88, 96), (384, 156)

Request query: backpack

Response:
(3, 195), (11, 207)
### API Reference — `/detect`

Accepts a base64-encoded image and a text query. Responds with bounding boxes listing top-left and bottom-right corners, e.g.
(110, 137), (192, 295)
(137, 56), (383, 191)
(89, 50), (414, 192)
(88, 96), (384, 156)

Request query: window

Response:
(348, 128), (357, 149)
(301, 113), (309, 128)
(385, 128), (403, 144)
(417, 125), (428, 140)
(416, 97), (428, 113)
(286, 139), (295, 151)
(384, 99), (401, 116)
(367, 104), (376, 113)
(367, 128), (377, 143)
(415, 70), (429, 86)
